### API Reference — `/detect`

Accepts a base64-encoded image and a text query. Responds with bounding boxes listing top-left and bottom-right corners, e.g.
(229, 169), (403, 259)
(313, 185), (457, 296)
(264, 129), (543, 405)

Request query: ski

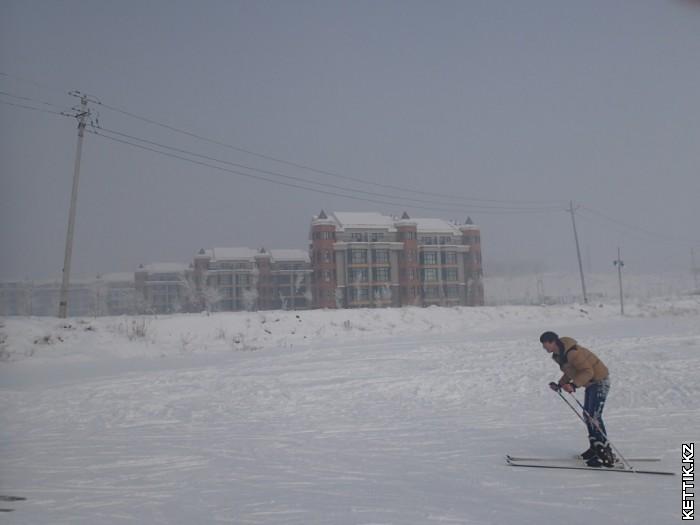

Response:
(506, 458), (675, 476)
(0, 496), (26, 502)
(506, 454), (660, 463)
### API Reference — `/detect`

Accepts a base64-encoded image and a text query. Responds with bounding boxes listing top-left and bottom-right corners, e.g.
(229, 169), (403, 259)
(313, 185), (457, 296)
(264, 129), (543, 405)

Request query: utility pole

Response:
(692, 248), (699, 291)
(58, 93), (90, 318)
(536, 276), (545, 305)
(613, 247), (624, 316)
(568, 201), (588, 304)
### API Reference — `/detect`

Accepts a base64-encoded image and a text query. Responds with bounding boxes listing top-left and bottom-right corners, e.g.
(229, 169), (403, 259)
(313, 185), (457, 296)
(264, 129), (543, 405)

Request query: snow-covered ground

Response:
(484, 271), (697, 305)
(1, 298), (699, 524)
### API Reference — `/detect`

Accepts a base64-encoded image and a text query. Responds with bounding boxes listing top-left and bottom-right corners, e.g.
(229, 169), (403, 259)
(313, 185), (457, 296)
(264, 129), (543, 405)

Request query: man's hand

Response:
(561, 383), (576, 393)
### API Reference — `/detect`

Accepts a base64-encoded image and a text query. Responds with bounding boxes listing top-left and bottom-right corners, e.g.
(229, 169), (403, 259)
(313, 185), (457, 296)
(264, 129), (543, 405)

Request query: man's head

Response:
(540, 331), (560, 353)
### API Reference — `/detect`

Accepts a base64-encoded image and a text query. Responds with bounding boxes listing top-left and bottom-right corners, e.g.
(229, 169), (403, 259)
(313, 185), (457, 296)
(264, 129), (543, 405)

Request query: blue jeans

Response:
(583, 377), (610, 444)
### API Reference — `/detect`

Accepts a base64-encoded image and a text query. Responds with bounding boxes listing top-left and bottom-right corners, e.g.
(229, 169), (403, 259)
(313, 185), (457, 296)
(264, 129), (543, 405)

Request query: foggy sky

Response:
(1, 0), (699, 281)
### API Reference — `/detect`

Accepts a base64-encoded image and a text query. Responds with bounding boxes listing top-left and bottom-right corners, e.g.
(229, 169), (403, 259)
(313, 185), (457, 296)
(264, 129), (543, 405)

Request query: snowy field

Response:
(1, 298), (699, 524)
(484, 271), (697, 305)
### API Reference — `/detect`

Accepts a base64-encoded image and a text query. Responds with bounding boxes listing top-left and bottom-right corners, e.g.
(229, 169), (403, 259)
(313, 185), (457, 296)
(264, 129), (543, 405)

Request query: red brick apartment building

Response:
(193, 247), (312, 312)
(310, 211), (483, 309)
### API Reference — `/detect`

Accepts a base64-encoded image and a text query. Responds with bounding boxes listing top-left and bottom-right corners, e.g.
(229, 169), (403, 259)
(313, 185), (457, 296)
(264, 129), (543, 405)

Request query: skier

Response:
(539, 331), (615, 467)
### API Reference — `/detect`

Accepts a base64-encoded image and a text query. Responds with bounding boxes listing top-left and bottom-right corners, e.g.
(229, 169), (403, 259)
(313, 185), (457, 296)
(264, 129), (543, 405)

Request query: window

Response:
(443, 268), (458, 282)
(373, 267), (390, 281)
(373, 286), (391, 300)
(278, 263), (302, 271)
(351, 250), (367, 264)
(370, 232), (384, 242)
(421, 252), (438, 265)
(351, 232), (364, 242)
(350, 269), (368, 283)
(373, 250), (389, 264)
(422, 268), (439, 282)
(446, 285), (460, 298)
(424, 286), (440, 298)
(236, 274), (250, 286)
(313, 231), (335, 240)
(349, 287), (369, 301)
(443, 252), (458, 265)
(400, 231), (416, 241)
(323, 270), (331, 282)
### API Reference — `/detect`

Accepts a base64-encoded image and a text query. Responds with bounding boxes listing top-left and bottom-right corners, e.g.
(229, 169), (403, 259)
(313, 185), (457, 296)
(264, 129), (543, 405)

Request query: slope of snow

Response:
(1, 298), (698, 524)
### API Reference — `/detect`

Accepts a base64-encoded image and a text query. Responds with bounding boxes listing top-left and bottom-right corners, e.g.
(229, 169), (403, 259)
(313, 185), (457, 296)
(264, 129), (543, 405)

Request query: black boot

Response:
(581, 438), (597, 460)
(592, 441), (615, 468)
(585, 455), (604, 467)
(581, 445), (597, 460)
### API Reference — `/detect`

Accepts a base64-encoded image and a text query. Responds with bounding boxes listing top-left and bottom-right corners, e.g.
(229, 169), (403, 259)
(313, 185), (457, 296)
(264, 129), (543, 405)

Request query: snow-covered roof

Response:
(98, 272), (134, 283)
(139, 263), (189, 274)
(326, 212), (467, 235)
(413, 218), (462, 234)
(197, 247), (310, 263)
(207, 247), (258, 261)
(330, 212), (397, 231)
(269, 249), (310, 263)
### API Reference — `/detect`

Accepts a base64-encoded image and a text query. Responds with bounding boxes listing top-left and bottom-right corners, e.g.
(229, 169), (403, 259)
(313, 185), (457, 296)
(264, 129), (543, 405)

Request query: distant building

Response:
(192, 247), (312, 312)
(0, 274), (137, 317)
(0, 281), (32, 316)
(135, 263), (192, 314)
(97, 273), (137, 316)
(309, 211), (483, 309)
(1, 211), (482, 316)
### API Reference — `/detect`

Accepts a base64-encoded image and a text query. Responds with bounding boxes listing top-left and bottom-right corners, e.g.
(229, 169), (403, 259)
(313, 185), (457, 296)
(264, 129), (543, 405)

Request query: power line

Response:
(0, 71), (69, 97)
(0, 98), (68, 117)
(87, 128), (561, 216)
(96, 99), (565, 206)
(579, 206), (700, 247)
(0, 89), (72, 113)
(94, 125), (562, 213)
(0, 70), (567, 206)
(0, 85), (561, 214)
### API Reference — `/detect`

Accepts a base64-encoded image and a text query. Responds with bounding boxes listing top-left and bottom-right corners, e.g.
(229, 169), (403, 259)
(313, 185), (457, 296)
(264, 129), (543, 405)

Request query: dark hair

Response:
(539, 331), (559, 343)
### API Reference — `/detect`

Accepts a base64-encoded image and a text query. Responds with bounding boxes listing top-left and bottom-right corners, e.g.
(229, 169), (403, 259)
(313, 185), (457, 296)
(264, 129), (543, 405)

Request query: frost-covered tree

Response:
(242, 287), (258, 311)
(201, 284), (223, 313)
(279, 290), (288, 311)
(334, 287), (344, 309)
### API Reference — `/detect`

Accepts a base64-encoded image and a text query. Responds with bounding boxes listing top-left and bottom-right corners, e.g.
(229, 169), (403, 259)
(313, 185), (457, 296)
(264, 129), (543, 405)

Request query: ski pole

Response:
(565, 391), (635, 471)
(554, 389), (588, 425)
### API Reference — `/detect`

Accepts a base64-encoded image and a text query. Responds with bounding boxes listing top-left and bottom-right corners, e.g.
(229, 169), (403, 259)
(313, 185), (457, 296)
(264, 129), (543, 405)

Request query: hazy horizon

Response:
(2, 1), (699, 282)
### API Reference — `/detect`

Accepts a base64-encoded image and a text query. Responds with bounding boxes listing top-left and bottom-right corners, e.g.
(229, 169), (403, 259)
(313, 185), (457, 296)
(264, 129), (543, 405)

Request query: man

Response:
(540, 331), (614, 467)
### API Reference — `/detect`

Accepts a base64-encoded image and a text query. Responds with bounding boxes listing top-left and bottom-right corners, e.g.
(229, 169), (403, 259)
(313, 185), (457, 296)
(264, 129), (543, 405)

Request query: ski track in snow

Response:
(0, 299), (699, 524)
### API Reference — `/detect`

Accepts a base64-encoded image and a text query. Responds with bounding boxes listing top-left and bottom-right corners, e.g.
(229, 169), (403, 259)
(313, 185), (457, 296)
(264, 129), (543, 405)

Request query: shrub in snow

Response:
(0, 330), (8, 362)
(124, 318), (149, 340)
